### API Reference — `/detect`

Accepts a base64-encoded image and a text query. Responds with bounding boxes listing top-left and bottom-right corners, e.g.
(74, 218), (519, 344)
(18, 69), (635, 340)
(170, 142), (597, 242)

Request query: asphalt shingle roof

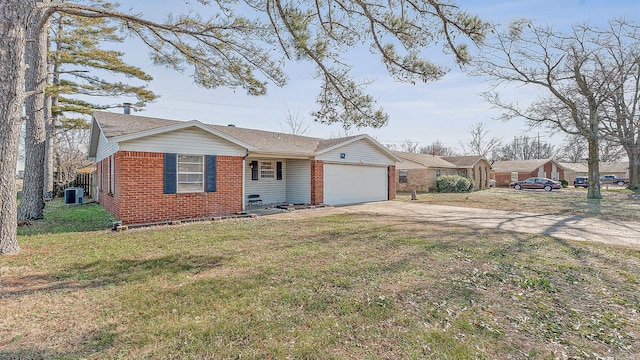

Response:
(559, 162), (589, 173)
(442, 155), (487, 168)
(491, 159), (557, 173)
(93, 111), (359, 155)
(600, 161), (629, 173)
(393, 151), (458, 168)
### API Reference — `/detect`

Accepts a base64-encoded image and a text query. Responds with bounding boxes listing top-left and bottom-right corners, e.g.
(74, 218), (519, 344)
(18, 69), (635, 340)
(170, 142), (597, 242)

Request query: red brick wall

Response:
(494, 172), (533, 186)
(97, 157), (120, 219)
(388, 165), (396, 200)
(98, 151), (243, 225)
(310, 160), (324, 205)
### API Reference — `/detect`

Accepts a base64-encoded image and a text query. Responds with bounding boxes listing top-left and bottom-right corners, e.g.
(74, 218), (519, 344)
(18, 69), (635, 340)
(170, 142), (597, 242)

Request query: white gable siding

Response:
(286, 159), (311, 204)
(119, 127), (246, 156)
(316, 139), (394, 165)
(95, 132), (119, 163)
(245, 159), (286, 205)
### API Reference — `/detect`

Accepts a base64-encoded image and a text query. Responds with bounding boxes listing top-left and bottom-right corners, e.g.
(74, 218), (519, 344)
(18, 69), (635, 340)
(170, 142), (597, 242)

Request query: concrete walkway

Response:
(267, 201), (640, 249)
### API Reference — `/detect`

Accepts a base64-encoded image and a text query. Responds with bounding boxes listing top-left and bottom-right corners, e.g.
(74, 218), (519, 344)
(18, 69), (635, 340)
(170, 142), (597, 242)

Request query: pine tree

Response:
(45, 2), (156, 195)
(20, 1), (157, 221)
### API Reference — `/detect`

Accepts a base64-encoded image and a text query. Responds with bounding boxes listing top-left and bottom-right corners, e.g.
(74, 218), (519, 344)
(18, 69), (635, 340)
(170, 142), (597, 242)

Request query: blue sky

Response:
(110, 0), (640, 152)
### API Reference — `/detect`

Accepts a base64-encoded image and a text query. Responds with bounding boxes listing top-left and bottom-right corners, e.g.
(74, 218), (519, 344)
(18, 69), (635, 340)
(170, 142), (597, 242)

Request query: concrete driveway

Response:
(268, 201), (640, 249)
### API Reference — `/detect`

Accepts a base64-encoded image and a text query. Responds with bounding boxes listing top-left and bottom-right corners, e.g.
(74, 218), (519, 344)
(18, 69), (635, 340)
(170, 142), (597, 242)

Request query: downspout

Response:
(242, 150), (250, 212)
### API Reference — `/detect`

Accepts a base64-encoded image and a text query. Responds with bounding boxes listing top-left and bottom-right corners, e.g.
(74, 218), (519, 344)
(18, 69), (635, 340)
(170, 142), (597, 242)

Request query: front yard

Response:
(398, 187), (640, 222)
(2, 200), (640, 358)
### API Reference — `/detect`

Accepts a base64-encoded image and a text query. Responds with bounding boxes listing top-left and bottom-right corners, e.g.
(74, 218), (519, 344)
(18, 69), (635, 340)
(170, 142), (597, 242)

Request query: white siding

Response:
(95, 132), (119, 163)
(119, 127), (246, 156)
(316, 138), (394, 166)
(286, 159), (311, 204)
(245, 159), (286, 205)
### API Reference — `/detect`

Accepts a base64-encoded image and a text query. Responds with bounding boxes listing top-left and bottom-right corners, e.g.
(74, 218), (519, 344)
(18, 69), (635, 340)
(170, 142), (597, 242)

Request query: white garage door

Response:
(323, 164), (388, 205)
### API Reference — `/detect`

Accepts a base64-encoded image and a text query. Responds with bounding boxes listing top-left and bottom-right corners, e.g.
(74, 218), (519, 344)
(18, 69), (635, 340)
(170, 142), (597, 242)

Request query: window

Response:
(177, 155), (204, 192)
(276, 161), (283, 180)
(98, 160), (103, 190)
(399, 169), (408, 183)
(107, 156), (114, 194)
(260, 161), (274, 179)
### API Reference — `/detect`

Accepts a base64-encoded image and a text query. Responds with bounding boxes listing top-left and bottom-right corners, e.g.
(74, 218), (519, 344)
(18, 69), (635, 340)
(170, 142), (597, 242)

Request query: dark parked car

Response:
(574, 176), (588, 188)
(510, 177), (562, 191)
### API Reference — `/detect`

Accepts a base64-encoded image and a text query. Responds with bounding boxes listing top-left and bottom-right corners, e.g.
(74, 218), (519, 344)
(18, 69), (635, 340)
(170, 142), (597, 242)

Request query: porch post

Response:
(310, 160), (324, 205)
(242, 157), (246, 211)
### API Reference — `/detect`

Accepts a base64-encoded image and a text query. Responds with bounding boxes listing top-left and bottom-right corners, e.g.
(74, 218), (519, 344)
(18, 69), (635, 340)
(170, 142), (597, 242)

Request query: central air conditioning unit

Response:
(64, 187), (84, 205)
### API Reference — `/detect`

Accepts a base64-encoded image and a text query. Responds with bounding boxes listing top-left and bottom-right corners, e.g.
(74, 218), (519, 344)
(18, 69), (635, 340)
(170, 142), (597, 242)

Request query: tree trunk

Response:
(586, 134), (602, 200)
(44, 104), (54, 199)
(18, 12), (49, 220)
(0, 2), (34, 255)
(627, 148), (640, 190)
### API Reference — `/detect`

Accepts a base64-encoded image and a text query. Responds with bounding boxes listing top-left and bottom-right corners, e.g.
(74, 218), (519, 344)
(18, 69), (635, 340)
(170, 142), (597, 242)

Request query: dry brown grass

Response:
(2, 214), (640, 359)
(397, 187), (640, 222)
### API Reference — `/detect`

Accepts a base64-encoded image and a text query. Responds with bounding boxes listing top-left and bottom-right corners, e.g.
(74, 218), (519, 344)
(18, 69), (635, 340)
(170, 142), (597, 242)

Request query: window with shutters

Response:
(177, 154), (204, 192)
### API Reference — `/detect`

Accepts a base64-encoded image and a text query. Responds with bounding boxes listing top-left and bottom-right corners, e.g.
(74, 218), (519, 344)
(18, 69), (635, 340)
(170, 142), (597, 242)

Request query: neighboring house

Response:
(88, 111), (400, 225)
(561, 161), (629, 184)
(491, 159), (566, 186)
(442, 156), (492, 190)
(600, 161), (629, 178)
(394, 152), (491, 192)
(559, 162), (588, 185)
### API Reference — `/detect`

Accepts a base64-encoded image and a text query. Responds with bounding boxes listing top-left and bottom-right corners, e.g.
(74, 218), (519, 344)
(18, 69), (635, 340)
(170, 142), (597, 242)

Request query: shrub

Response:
(560, 180), (568, 188)
(437, 175), (475, 193)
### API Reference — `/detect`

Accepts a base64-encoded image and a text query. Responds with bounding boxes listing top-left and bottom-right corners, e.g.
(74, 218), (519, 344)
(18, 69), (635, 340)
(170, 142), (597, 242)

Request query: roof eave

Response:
(108, 120), (257, 151)
(87, 115), (103, 159)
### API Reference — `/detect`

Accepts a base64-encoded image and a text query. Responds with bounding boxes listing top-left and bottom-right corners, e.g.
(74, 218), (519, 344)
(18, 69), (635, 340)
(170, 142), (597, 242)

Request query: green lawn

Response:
(17, 200), (116, 236)
(2, 206), (640, 358)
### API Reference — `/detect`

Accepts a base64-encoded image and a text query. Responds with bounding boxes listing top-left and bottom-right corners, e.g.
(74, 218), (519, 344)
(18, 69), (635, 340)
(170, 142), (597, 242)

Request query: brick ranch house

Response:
(491, 159), (566, 187)
(88, 111), (400, 225)
(394, 152), (492, 192)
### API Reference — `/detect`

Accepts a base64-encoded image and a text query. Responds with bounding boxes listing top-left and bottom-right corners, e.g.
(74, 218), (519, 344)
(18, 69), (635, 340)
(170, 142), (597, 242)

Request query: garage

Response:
(323, 164), (388, 205)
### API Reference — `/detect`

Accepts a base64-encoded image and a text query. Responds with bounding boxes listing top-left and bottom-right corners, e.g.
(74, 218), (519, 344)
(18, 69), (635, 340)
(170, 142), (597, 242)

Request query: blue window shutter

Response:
(205, 155), (217, 192)
(164, 153), (177, 194)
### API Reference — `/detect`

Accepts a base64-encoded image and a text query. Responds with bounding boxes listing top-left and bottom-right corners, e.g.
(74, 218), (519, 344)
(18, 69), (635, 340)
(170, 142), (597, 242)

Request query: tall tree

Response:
(18, 8), (49, 221)
(558, 133), (624, 163)
(40, 4), (158, 199)
(474, 19), (614, 199)
(460, 121), (501, 158)
(401, 140), (420, 153)
(21, 1), (159, 219)
(280, 110), (310, 136)
(595, 20), (640, 188)
(54, 128), (92, 189)
(0, 1), (31, 255)
(0, 0), (487, 254)
(496, 136), (557, 161)
(558, 134), (588, 163)
(420, 140), (456, 156)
